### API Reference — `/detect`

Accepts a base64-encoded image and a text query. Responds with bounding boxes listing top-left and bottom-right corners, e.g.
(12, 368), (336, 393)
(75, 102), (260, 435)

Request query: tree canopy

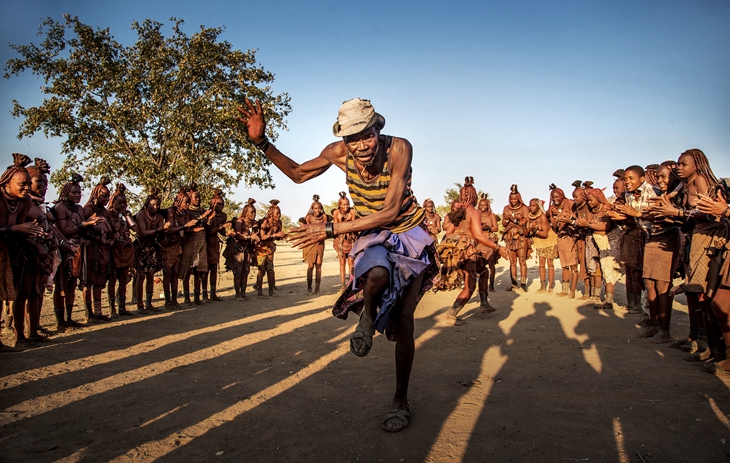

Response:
(4, 15), (291, 204)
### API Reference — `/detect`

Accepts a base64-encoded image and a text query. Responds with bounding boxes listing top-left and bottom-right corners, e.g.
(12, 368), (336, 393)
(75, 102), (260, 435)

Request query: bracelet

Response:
(0, 225), (8, 235)
(325, 222), (335, 239)
(254, 137), (271, 152)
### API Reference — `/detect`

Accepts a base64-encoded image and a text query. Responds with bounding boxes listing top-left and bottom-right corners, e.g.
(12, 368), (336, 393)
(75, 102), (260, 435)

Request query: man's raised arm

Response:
(236, 99), (343, 183)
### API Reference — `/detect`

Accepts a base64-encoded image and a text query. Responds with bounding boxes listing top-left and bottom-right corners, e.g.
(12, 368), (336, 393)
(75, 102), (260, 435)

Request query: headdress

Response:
(478, 193), (491, 208)
(508, 184), (524, 206)
(108, 182), (128, 208)
(210, 188), (224, 206)
(173, 186), (190, 209)
(56, 173), (84, 203)
(332, 98), (385, 137)
(459, 176), (477, 207)
(548, 183), (566, 204)
(0, 153), (32, 187)
(86, 176), (112, 207)
(140, 186), (161, 213)
(239, 198), (256, 219)
(612, 169), (625, 179)
(263, 199), (281, 220)
(585, 187), (613, 211)
(644, 164), (660, 187)
(26, 158), (51, 179)
(571, 180), (588, 202)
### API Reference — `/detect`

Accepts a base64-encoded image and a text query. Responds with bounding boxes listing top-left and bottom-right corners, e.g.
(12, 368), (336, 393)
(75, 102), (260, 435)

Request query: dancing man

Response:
(237, 97), (439, 432)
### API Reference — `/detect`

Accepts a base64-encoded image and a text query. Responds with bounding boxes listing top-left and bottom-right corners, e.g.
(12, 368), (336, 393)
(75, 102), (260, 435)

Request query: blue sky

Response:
(1, 0), (728, 219)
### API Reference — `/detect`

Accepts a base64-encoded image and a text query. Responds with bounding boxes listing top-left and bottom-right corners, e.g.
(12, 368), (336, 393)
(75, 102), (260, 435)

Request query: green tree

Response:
(4, 15), (291, 204)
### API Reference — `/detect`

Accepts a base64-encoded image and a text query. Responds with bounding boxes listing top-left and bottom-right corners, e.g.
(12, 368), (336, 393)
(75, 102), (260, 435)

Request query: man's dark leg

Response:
(384, 272), (425, 432)
(350, 266), (388, 356)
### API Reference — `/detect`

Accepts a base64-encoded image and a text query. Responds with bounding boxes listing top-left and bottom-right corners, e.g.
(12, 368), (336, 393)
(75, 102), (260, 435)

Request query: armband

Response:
(254, 137), (271, 152)
(325, 222), (335, 239)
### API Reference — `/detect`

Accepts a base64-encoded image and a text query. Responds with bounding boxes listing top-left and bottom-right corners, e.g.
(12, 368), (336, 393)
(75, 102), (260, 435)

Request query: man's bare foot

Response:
(636, 325), (659, 338)
(645, 329), (671, 344)
(382, 405), (410, 432)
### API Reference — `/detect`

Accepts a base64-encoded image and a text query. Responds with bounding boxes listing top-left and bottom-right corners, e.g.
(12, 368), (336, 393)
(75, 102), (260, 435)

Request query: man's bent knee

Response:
(365, 266), (389, 287)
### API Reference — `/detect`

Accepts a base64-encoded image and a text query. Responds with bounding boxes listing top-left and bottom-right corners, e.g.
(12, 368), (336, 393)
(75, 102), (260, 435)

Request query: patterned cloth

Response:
(346, 135), (425, 234)
(179, 232), (207, 277)
(685, 220), (727, 297)
(593, 227), (624, 285)
(333, 226), (437, 340)
(585, 235), (600, 275)
(0, 241), (16, 301)
(83, 242), (111, 288)
(135, 240), (161, 274)
(624, 181), (660, 233)
(433, 233), (475, 291)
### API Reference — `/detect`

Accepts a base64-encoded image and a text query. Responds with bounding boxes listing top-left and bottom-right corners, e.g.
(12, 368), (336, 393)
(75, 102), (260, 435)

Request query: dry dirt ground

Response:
(2, 243), (730, 463)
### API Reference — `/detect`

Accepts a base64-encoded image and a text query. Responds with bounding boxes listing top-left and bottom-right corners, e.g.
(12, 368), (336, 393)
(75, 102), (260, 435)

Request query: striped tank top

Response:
(346, 135), (425, 234)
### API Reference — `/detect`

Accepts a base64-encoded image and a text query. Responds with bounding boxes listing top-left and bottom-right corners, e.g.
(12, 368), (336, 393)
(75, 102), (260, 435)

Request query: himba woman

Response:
(502, 184), (530, 291)
(611, 169), (627, 205)
(333, 191), (357, 291)
(434, 200), (465, 291)
(475, 194), (500, 308)
(179, 182), (214, 305)
(547, 184), (578, 298)
(134, 188), (165, 313)
(205, 189), (228, 301)
(423, 198), (441, 243)
(304, 194), (330, 295)
(18, 158), (59, 340)
(650, 150), (727, 361)
(527, 198), (557, 293)
(224, 198), (258, 300)
(445, 179), (507, 324)
(52, 173), (101, 328)
(107, 183), (138, 316)
(571, 180), (601, 302)
(160, 187), (197, 309)
(697, 178), (730, 374)
(255, 199), (285, 297)
(577, 185), (624, 310)
(81, 177), (114, 322)
(1, 154), (45, 346)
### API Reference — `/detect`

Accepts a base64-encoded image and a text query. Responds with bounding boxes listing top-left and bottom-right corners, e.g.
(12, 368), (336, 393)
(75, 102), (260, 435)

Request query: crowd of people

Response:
(427, 151), (730, 376)
(2, 96), (730, 431)
(0, 156), (291, 349)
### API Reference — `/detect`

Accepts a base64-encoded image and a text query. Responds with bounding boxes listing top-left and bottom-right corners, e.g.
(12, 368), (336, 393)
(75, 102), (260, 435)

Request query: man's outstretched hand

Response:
(236, 99), (266, 144)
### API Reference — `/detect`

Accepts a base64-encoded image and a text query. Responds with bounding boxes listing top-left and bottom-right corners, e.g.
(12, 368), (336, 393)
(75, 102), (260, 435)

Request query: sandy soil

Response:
(2, 242), (730, 463)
